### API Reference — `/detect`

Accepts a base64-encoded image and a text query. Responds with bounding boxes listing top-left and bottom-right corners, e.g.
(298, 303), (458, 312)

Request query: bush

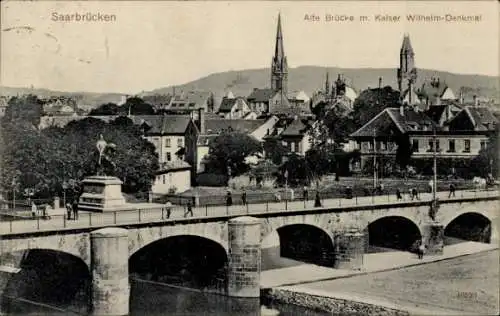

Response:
(195, 173), (228, 187)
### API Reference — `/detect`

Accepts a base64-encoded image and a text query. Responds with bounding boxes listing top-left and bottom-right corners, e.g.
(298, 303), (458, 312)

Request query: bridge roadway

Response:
(0, 189), (497, 236)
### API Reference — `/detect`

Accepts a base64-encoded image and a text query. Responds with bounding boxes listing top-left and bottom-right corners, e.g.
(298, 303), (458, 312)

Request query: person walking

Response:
(31, 202), (37, 218)
(303, 186), (308, 201)
(241, 191), (247, 205)
(72, 198), (79, 220)
(396, 188), (402, 201)
(314, 191), (322, 207)
(226, 191), (233, 207)
(66, 202), (72, 220)
(449, 183), (456, 198)
(418, 242), (426, 260)
(163, 200), (172, 219)
(184, 201), (193, 218)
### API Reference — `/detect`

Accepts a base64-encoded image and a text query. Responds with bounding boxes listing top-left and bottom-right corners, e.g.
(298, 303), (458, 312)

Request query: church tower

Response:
(397, 34), (417, 103)
(271, 13), (288, 96)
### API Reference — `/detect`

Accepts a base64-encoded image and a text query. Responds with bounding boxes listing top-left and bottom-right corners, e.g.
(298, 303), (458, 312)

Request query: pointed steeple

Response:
(271, 13), (288, 96)
(325, 72), (330, 95)
(400, 33), (414, 54)
(275, 13), (285, 60)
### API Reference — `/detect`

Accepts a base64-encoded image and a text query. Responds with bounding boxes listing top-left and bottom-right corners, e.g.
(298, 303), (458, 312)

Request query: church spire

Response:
(325, 71), (330, 95)
(275, 13), (285, 59)
(271, 13), (288, 96)
(397, 34), (417, 102)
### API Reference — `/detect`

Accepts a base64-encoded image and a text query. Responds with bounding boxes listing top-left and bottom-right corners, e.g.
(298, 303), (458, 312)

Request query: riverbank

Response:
(262, 246), (499, 315)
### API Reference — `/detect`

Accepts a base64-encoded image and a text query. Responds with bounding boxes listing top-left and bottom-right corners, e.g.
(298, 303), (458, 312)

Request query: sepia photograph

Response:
(0, 0), (499, 315)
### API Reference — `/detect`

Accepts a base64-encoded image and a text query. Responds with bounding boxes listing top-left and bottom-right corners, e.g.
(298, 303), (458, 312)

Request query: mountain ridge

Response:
(2, 66), (498, 108)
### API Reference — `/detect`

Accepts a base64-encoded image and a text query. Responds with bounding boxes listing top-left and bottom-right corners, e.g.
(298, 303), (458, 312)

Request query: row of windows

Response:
(412, 139), (487, 153)
(282, 140), (301, 153)
(151, 137), (183, 148)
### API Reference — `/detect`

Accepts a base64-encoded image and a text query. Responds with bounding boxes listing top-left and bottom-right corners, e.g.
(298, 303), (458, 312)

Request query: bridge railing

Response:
(0, 188), (498, 235)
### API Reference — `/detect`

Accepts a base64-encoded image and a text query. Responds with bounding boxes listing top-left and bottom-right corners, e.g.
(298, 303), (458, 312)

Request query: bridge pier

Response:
(333, 228), (365, 270)
(227, 216), (262, 298)
(421, 222), (444, 255)
(90, 228), (130, 316)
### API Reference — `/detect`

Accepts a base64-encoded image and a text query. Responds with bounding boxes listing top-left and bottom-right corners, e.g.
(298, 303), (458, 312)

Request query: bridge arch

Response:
(366, 216), (422, 252)
(444, 212), (493, 243)
(129, 234), (228, 293)
(128, 223), (228, 257)
(0, 248), (91, 313)
(262, 221), (335, 268)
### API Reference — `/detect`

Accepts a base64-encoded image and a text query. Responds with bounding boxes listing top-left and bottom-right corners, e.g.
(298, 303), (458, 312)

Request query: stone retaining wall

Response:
(263, 288), (409, 316)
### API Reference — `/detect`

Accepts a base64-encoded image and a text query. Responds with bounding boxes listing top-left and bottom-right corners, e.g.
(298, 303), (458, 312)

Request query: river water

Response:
(2, 278), (328, 316)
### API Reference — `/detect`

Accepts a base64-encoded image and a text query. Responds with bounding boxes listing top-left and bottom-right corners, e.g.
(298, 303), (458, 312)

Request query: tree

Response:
(121, 97), (155, 115)
(395, 134), (415, 170)
(0, 113), (159, 199)
(88, 103), (120, 116)
(3, 95), (43, 127)
(277, 153), (308, 187)
(352, 86), (401, 127)
(263, 137), (288, 165)
(204, 131), (262, 177)
(473, 125), (499, 178)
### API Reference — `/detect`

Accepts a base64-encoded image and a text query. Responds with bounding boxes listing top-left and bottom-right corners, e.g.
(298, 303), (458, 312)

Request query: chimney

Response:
(378, 77), (382, 89)
(473, 95), (479, 106)
(473, 95), (477, 106)
(198, 108), (205, 134)
(400, 105), (405, 116)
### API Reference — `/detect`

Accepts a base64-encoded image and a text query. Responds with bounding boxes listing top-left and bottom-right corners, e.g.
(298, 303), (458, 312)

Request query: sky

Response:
(1, 1), (498, 94)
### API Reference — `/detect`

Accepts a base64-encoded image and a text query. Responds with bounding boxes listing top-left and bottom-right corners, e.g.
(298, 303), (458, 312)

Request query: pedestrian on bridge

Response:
(31, 202), (37, 218)
(226, 191), (233, 207)
(396, 188), (402, 201)
(163, 200), (172, 219)
(72, 198), (79, 220)
(241, 191), (247, 205)
(314, 191), (322, 207)
(184, 201), (193, 217)
(303, 186), (309, 201)
(66, 202), (72, 220)
(449, 183), (456, 198)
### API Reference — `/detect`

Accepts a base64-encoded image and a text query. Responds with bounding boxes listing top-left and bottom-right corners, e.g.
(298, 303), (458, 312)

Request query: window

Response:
(448, 140), (455, 152)
(167, 152), (172, 161)
(282, 141), (287, 147)
(177, 138), (183, 147)
(412, 139), (419, 152)
(480, 140), (487, 151)
(291, 142), (295, 152)
(165, 138), (171, 147)
(464, 139), (471, 153)
(162, 175), (166, 184)
(428, 140), (434, 152)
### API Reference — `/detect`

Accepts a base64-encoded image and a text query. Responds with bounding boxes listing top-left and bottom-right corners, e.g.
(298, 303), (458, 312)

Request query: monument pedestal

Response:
(422, 221), (444, 255)
(79, 176), (127, 212)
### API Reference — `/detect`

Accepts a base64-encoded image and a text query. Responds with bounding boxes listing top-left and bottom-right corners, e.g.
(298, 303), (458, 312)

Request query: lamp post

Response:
(432, 126), (437, 202)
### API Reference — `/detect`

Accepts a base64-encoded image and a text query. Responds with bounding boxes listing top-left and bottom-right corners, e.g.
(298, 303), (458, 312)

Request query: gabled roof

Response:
(169, 91), (211, 109)
(247, 88), (277, 102)
(464, 106), (498, 131)
(204, 119), (266, 135)
(419, 80), (453, 104)
(280, 119), (309, 137)
(142, 95), (172, 109)
(218, 97), (246, 112)
(350, 107), (437, 138)
(142, 114), (192, 135)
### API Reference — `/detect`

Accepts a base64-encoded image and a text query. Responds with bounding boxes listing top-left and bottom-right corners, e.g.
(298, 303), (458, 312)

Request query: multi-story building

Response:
(350, 105), (497, 173)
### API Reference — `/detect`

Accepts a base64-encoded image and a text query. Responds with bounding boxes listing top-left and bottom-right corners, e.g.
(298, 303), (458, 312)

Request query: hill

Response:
(147, 66), (499, 108)
(2, 66), (498, 110)
(0, 86), (125, 111)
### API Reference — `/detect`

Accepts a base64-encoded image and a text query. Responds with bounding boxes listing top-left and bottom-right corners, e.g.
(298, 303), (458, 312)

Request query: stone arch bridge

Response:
(0, 196), (497, 315)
